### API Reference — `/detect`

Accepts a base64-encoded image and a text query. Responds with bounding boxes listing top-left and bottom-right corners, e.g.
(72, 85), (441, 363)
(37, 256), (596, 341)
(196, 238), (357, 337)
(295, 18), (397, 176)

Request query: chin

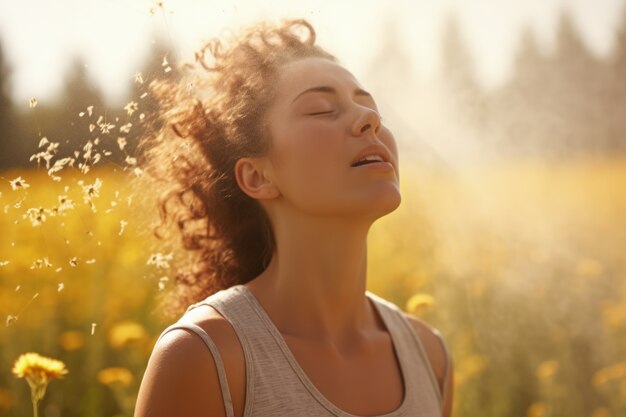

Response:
(362, 186), (402, 219)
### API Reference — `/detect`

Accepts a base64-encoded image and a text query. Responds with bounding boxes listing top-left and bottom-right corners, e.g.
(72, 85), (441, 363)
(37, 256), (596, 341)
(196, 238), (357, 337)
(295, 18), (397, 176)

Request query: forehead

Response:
(275, 56), (362, 97)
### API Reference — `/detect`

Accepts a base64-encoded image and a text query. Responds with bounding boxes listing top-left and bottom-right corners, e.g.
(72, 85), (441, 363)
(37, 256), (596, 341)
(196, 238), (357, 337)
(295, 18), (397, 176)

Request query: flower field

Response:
(1, 155), (625, 417)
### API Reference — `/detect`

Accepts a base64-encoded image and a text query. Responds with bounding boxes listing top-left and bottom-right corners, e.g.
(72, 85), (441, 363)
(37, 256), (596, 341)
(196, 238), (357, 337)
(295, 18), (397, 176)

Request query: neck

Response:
(246, 213), (376, 346)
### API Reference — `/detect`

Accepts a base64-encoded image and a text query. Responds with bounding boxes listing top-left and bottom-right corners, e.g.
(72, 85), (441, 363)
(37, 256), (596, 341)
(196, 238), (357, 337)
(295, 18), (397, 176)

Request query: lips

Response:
(350, 144), (392, 168)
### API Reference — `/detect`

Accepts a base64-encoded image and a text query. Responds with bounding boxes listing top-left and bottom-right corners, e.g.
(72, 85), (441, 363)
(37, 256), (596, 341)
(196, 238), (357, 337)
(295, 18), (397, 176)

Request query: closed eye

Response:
(307, 110), (335, 116)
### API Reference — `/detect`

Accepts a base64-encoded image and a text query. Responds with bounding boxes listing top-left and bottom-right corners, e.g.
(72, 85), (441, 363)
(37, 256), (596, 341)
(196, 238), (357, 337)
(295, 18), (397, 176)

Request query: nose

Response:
(352, 106), (382, 136)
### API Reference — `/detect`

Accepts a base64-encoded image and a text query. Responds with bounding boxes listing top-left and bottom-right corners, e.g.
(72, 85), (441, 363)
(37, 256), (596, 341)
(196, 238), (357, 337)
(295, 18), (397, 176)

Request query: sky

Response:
(0, 0), (625, 106)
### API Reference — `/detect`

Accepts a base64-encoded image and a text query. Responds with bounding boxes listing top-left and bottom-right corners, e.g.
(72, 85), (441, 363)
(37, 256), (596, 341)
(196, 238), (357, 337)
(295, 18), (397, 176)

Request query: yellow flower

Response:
(12, 352), (68, 417)
(527, 401), (547, 417)
(405, 293), (435, 315)
(12, 352), (68, 382)
(592, 361), (626, 388)
(97, 367), (133, 387)
(59, 331), (85, 351)
(535, 359), (559, 380)
(591, 407), (612, 417)
(108, 320), (148, 349)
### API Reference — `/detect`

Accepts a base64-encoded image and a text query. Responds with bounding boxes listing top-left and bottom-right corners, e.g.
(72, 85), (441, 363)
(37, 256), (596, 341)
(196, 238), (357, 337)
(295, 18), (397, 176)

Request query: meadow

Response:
(1, 155), (625, 417)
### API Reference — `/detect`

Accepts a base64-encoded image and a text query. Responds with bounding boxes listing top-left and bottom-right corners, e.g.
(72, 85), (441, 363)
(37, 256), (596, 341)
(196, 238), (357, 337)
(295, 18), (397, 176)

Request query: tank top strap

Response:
(365, 290), (444, 410)
(155, 322), (235, 417)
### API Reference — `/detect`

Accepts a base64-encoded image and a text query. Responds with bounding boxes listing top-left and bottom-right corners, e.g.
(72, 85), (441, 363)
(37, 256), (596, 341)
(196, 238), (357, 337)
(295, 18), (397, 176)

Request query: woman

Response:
(134, 18), (453, 417)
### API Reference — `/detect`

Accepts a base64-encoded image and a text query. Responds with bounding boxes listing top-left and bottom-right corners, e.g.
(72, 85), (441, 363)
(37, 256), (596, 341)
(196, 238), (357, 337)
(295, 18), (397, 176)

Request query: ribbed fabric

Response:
(156, 284), (444, 417)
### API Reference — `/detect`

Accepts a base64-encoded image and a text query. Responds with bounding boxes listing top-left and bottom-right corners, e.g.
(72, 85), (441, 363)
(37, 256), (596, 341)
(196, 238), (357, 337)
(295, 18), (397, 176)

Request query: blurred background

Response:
(1, 0), (625, 416)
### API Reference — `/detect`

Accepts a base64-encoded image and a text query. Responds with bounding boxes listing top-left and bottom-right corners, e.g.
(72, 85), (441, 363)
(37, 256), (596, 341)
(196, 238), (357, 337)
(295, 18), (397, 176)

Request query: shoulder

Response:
(400, 312), (453, 399)
(134, 304), (245, 417)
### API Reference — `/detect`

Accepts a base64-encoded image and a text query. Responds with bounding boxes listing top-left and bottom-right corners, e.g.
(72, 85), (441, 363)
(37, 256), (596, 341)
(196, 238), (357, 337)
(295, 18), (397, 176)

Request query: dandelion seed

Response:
(125, 156), (137, 166)
(91, 323), (97, 335)
(6, 315), (17, 327)
(86, 258), (96, 264)
(158, 276), (169, 291)
(139, 113), (145, 121)
(164, 66), (172, 73)
(30, 257), (52, 269)
(38, 137), (49, 148)
(89, 123), (96, 133)
(124, 101), (139, 116)
(117, 136), (127, 150)
(134, 72), (144, 84)
(15, 285), (19, 291)
(69, 257), (79, 267)
(29, 97), (38, 108)
(0, 260), (9, 267)
(10, 176), (30, 191)
(99, 121), (115, 134)
(119, 220), (128, 236)
(140, 92), (148, 99)
(147, 252), (173, 269)
(79, 111), (85, 117)
(119, 123), (132, 133)
(46, 141), (59, 154)
(56, 195), (74, 214)
(133, 167), (143, 177)
(24, 207), (50, 227)
(78, 178), (102, 212)
(55, 267), (62, 273)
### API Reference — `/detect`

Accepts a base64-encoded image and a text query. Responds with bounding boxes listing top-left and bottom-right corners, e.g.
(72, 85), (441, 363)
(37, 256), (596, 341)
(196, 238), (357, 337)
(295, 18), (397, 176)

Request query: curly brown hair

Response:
(135, 18), (337, 319)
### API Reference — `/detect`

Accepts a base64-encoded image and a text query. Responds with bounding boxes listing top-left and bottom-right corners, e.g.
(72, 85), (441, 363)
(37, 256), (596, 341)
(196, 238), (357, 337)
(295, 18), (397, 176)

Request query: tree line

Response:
(1, 7), (626, 170)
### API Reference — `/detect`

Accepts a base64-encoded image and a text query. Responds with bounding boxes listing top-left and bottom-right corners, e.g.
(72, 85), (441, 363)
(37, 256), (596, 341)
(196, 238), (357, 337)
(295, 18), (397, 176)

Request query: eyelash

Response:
(307, 111), (334, 116)
(307, 111), (384, 123)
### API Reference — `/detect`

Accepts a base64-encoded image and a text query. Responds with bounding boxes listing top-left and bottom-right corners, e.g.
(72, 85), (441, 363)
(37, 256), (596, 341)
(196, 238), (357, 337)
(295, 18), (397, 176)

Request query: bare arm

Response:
(133, 328), (227, 417)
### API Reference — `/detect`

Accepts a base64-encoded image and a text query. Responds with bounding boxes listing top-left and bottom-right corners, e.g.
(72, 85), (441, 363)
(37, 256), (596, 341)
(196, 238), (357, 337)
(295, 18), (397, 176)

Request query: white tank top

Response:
(156, 284), (446, 416)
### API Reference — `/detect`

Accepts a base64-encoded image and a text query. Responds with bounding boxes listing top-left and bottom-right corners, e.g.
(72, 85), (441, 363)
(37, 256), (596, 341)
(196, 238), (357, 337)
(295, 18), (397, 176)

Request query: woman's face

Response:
(259, 56), (401, 220)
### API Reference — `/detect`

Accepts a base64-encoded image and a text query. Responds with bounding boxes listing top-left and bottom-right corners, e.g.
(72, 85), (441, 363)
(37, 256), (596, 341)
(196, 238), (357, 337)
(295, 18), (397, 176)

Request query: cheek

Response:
(282, 123), (343, 173)
(272, 123), (346, 202)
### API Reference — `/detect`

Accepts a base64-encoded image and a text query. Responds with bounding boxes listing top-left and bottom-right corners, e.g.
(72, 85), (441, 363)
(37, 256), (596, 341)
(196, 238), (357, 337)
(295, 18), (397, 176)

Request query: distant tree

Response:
(485, 26), (555, 156)
(0, 36), (21, 169)
(606, 2), (626, 151)
(548, 8), (606, 153)
(487, 8), (613, 157)
(439, 12), (486, 129)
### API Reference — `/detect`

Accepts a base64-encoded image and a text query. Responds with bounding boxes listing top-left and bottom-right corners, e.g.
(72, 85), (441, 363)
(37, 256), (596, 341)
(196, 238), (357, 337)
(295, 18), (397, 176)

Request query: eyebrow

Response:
(291, 85), (373, 104)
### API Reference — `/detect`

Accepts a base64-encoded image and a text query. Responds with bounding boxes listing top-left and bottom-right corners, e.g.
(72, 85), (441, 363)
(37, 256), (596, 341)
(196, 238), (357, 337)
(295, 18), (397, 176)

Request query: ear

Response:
(234, 156), (280, 200)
